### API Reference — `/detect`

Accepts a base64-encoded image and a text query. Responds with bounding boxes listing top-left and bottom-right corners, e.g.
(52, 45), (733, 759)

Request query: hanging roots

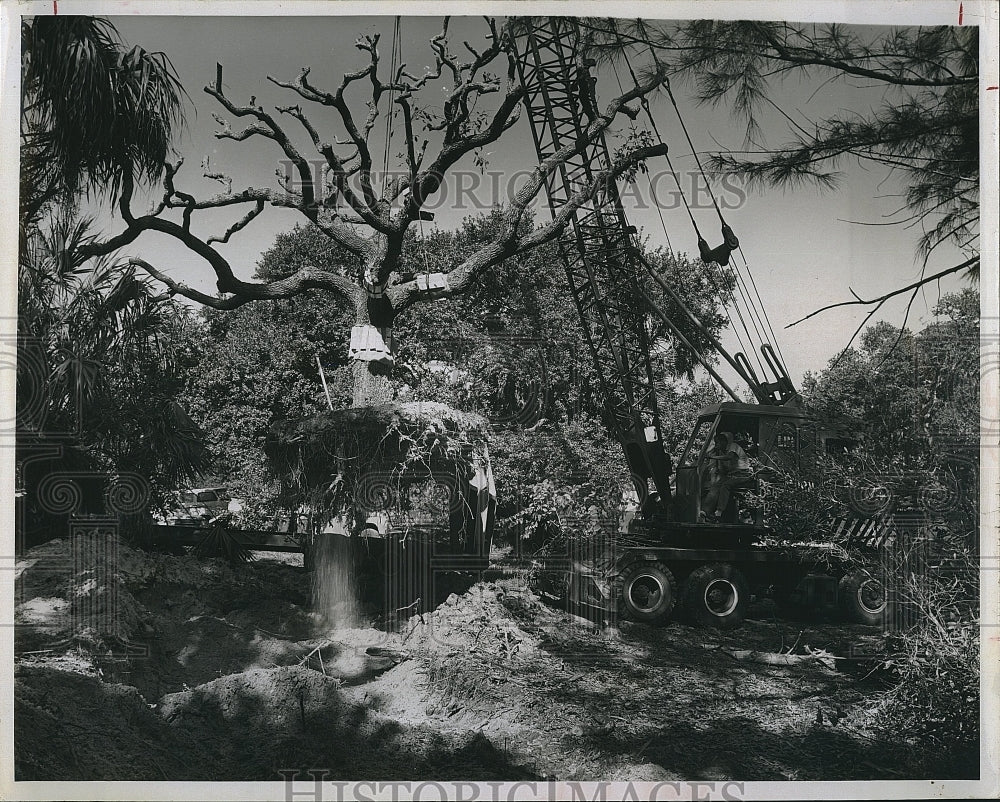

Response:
(265, 402), (490, 530)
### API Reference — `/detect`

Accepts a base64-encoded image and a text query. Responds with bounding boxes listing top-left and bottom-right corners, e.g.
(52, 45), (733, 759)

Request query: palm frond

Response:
(21, 15), (189, 213)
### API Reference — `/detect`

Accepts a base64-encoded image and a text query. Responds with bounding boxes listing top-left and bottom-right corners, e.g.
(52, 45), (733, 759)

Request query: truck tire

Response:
(839, 569), (888, 625)
(682, 563), (749, 629)
(617, 560), (677, 623)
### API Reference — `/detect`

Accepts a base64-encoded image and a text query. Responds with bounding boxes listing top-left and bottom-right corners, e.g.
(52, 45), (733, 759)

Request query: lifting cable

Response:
(664, 69), (790, 371)
(658, 37), (783, 361)
(382, 16), (401, 196)
(609, 53), (748, 383)
(612, 23), (699, 243)
(644, 45), (772, 375)
(607, 26), (756, 376)
(608, 57), (675, 260)
(707, 261), (757, 372)
(723, 260), (773, 370)
(735, 247), (790, 370)
(614, 22), (768, 382)
(630, 17), (792, 381)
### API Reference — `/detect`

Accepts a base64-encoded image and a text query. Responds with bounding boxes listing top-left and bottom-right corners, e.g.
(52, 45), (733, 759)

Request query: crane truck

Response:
(510, 17), (890, 629)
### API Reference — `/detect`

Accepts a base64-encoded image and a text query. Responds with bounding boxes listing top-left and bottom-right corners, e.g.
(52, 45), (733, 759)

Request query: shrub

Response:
(875, 541), (979, 776)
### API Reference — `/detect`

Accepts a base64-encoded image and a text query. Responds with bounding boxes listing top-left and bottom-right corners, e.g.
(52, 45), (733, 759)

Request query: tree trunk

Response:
(350, 292), (396, 408)
(352, 360), (394, 407)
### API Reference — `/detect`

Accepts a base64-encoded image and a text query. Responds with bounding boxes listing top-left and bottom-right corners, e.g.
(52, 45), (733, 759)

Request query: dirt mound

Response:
(14, 664), (208, 780)
(16, 656), (532, 781)
(225, 597), (317, 640)
(16, 534), (930, 784)
(16, 533), (146, 650)
(16, 532), (316, 696)
(156, 666), (533, 780)
(401, 581), (539, 658)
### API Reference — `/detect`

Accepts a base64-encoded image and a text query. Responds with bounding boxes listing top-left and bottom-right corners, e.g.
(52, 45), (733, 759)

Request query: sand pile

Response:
(15, 663), (208, 780)
(15, 533), (146, 651)
(14, 537), (543, 781)
(399, 581), (540, 659)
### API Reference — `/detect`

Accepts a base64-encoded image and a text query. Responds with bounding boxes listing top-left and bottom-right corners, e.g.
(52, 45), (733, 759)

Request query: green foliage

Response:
(800, 289), (978, 495)
(191, 514), (256, 564)
(184, 209), (731, 538)
(488, 416), (624, 544)
(180, 296), (354, 524)
(765, 289), (979, 763)
(18, 211), (210, 519)
(386, 210), (731, 549)
(254, 223), (361, 282)
(17, 16), (195, 546)
(876, 542), (979, 775)
(179, 225), (358, 524)
(393, 210), (729, 426)
(776, 292), (977, 543)
(656, 378), (728, 462)
(20, 16), (187, 224)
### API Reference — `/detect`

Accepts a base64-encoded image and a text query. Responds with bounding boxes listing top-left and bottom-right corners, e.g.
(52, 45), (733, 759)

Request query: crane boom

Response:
(507, 20), (878, 628)
(511, 17), (672, 501)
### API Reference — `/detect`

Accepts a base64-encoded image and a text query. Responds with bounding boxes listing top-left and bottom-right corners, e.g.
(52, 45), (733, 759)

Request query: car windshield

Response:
(196, 490), (223, 502)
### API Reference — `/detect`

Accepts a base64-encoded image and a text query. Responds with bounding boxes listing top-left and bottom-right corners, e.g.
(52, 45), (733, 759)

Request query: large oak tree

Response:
(76, 17), (676, 406)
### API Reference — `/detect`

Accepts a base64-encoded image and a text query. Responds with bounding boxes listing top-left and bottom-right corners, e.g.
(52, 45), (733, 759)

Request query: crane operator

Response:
(701, 432), (753, 521)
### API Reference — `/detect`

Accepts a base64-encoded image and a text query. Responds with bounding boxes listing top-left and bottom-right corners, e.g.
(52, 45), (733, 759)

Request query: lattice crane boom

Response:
(511, 17), (673, 501)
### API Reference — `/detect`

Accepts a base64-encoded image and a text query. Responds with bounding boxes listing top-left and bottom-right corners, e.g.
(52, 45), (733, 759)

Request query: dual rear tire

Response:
(616, 561), (886, 628)
(617, 560), (677, 622)
(680, 563), (749, 629)
(616, 560), (749, 629)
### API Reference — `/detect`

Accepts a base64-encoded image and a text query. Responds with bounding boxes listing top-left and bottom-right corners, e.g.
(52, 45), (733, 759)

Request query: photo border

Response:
(2, 1), (997, 799)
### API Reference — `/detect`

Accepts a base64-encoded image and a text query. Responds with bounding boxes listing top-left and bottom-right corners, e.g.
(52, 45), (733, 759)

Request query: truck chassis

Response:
(551, 522), (888, 630)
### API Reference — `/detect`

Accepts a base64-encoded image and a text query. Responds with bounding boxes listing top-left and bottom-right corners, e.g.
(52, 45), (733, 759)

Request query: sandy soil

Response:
(13, 534), (963, 782)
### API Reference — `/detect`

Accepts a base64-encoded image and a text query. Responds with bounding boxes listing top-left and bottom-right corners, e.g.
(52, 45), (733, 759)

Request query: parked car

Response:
(156, 487), (242, 526)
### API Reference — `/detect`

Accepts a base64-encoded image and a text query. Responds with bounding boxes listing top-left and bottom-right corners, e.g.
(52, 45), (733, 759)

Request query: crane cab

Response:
(672, 401), (858, 525)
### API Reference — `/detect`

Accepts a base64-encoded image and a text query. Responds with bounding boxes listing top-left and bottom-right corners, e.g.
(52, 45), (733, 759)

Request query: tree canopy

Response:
(20, 16), (187, 227)
(586, 18), (979, 342)
(802, 287), (979, 461)
(180, 210), (731, 528)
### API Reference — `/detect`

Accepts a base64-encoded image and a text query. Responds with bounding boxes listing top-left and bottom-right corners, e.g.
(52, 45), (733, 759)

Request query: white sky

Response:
(94, 12), (974, 389)
(13, 9), (980, 393)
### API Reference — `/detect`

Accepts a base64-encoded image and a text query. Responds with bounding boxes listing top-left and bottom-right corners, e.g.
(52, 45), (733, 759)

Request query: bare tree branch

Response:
(786, 256), (979, 328)
(80, 18), (676, 332)
(389, 118), (668, 311)
(132, 257), (364, 311)
(207, 200), (265, 245)
(206, 68), (316, 209)
(266, 41), (384, 212)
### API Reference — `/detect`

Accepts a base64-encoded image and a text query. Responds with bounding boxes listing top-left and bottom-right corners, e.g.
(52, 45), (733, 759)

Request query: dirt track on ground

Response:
(14, 535), (954, 782)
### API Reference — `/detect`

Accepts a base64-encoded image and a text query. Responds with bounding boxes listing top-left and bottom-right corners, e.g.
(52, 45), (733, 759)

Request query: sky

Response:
(84, 12), (972, 391)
